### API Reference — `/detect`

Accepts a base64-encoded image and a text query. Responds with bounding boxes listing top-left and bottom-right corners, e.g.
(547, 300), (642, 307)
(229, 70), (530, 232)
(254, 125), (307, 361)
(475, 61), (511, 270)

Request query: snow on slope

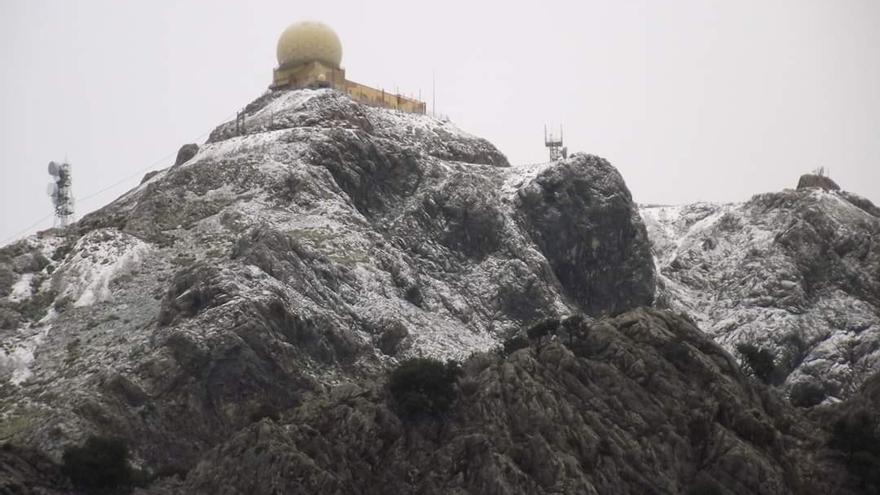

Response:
(55, 229), (150, 307)
(641, 189), (880, 398)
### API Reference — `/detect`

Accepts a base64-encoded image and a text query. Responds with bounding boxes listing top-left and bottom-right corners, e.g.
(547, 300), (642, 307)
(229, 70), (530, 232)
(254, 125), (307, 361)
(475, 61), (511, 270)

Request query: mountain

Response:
(0, 89), (653, 480)
(642, 188), (880, 401)
(0, 89), (876, 494)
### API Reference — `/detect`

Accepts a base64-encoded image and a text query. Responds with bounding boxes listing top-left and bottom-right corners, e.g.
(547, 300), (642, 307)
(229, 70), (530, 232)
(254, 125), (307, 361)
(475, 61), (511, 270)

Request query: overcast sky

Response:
(1, 0), (878, 243)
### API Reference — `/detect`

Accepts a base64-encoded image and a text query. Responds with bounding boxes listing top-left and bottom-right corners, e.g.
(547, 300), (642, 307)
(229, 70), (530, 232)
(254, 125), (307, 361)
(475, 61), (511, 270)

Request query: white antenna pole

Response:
(432, 71), (436, 117)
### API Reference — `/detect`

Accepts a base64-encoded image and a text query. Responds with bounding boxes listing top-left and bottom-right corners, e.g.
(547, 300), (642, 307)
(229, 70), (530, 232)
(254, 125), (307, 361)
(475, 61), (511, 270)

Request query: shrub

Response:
(526, 318), (560, 346)
(829, 408), (880, 490)
(389, 358), (461, 418)
(735, 343), (780, 384)
(789, 381), (826, 408)
(501, 335), (530, 355)
(561, 314), (587, 344)
(61, 436), (134, 493)
(830, 408), (878, 458)
(732, 411), (775, 447)
(250, 402), (281, 422)
(686, 472), (724, 495)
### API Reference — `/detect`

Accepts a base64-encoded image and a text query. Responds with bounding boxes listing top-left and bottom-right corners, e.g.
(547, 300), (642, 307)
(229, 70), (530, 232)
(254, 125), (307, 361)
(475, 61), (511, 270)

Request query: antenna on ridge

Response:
(47, 161), (74, 227)
(544, 125), (566, 162)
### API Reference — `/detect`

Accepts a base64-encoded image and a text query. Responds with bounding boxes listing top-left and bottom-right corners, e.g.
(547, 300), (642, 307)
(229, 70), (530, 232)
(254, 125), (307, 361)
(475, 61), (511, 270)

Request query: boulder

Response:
(797, 173), (840, 191)
(173, 143), (199, 167)
(517, 153), (656, 315)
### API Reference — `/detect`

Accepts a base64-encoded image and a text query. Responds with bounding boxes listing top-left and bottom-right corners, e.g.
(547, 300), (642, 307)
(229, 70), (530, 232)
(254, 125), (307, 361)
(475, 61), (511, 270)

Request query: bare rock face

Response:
(171, 309), (851, 495)
(518, 154), (655, 315)
(797, 173), (840, 191)
(0, 89), (655, 478)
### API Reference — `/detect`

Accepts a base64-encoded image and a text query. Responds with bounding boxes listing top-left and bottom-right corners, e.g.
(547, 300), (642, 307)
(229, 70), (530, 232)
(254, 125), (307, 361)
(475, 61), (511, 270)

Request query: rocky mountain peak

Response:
(642, 187), (880, 401)
(0, 88), (655, 476)
(3, 89), (877, 494)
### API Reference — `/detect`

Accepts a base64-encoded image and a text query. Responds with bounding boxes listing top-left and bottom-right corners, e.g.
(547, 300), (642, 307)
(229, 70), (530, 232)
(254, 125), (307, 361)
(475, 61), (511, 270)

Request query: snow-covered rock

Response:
(641, 188), (880, 399)
(0, 88), (654, 470)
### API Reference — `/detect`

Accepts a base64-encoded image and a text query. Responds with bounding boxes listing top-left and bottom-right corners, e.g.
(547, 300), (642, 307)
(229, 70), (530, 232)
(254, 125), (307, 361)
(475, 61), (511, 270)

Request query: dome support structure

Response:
(271, 21), (426, 115)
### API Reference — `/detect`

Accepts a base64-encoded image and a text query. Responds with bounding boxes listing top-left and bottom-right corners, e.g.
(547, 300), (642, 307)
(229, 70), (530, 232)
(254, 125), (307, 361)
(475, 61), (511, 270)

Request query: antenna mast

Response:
(544, 125), (567, 161)
(47, 161), (74, 227)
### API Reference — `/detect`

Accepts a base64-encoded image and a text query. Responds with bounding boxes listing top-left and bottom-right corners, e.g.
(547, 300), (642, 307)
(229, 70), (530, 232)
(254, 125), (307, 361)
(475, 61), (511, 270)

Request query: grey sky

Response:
(2, 0), (878, 243)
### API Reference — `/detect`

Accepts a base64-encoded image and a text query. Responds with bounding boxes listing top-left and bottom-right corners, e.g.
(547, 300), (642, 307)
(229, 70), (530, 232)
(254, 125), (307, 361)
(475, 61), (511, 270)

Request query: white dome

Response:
(276, 21), (342, 69)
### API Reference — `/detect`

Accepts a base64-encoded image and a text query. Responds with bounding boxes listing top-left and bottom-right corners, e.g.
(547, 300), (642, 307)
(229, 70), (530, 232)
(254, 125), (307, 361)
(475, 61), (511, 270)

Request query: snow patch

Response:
(501, 161), (554, 198)
(641, 193), (880, 396)
(8, 273), (34, 302)
(54, 229), (150, 307)
(0, 325), (51, 385)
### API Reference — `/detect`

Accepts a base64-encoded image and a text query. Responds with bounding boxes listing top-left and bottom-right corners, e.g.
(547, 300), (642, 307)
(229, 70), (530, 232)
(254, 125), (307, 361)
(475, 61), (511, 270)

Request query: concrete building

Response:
(272, 21), (426, 115)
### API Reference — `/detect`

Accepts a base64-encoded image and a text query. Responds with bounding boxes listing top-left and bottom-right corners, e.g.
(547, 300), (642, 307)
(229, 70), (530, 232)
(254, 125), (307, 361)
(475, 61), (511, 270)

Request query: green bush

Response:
(735, 343), (780, 384)
(61, 436), (134, 493)
(686, 472), (724, 495)
(389, 358), (461, 418)
(527, 318), (560, 346)
(501, 334), (529, 355)
(829, 408), (880, 491)
(789, 381), (826, 408)
(731, 411), (775, 447)
(561, 314), (587, 344)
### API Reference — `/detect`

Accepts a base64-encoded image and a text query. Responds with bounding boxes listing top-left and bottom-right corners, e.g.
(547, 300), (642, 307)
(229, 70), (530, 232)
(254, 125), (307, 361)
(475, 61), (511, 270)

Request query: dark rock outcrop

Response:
(518, 154), (655, 314)
(173, 143), (199, 167)
(797, 173), (840, 191)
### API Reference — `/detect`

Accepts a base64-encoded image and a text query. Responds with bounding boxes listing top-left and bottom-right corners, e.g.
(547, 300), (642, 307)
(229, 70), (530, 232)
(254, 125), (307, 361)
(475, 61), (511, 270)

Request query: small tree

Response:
(686, 473), (724, 495)
(735, 343), (779, 384)
(561, 314), (587, 345)
(389, 358), (461, 418)
(527, 318), (560, 348)
(789, 381), (826, 408)
(501, 334), (530, 356)
(61, 436), (134, 493)
(829, 408), (880, 491)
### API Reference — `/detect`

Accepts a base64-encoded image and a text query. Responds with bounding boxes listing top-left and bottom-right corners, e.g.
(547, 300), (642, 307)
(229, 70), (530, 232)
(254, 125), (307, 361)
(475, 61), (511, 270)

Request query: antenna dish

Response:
(46, 159), (74, 227)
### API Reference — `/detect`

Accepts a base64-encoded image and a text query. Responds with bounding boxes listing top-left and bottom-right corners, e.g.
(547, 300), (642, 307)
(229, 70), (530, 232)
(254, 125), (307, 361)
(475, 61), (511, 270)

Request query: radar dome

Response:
(276, 21), (342, 69)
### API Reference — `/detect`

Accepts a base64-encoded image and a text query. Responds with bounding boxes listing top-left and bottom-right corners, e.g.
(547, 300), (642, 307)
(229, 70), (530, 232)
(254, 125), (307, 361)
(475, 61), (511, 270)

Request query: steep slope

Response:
(641, 188), (880, 400)
(0, 89), (654, 473)
(154, 308), (853, 495)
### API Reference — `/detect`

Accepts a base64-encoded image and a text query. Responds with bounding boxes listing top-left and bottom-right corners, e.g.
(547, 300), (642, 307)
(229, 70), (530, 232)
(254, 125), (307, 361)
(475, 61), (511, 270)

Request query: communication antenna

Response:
(544, 125), (566, 161)
(47, 161), (74, 227)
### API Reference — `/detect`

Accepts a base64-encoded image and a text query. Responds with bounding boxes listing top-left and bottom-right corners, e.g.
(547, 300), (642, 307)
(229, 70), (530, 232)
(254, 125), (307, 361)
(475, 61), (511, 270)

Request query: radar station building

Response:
(272, 22), (427, 114)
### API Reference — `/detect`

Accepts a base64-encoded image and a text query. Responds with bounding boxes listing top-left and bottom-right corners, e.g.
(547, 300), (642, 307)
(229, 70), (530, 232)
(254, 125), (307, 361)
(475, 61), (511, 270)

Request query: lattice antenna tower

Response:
(544, 125), (567, 162)
(47, 161), (74, 227)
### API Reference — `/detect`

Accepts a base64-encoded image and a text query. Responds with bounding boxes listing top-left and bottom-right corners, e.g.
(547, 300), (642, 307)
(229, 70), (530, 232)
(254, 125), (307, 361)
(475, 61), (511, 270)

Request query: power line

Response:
(2, 111), (239, 246)
(1, 214), (55, 246)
